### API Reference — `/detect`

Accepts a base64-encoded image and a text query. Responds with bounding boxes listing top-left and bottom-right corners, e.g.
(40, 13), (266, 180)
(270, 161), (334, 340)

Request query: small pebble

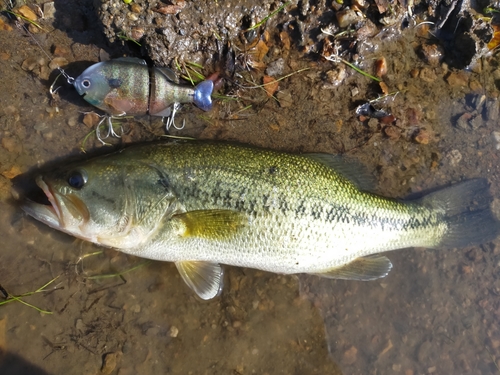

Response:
(49, 57), (68, 70)
(43, 2), (56, 19)
(101, 352), (121, 375)
(130, 3), (142, 13)
(2, 137), (18, 153)
(336, 8), (363, 28)
(169, 326), (179, 338)
(446, 71), (469, 87)
(265, 58), (285, 76)
(419, 67), (437, 83)
(82, 112), (100, 128)
(343, 346), (357, 365)
(277, 90), (293, 108)
(374, 57), (387, 77)
(67, 115), (78, 127)
(18, 5), (38, 21)
(419, 43), (444, 66)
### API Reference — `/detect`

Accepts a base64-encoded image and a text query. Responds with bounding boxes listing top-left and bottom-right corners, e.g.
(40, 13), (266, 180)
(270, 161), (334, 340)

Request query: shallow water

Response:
(1, 1), (500, 375)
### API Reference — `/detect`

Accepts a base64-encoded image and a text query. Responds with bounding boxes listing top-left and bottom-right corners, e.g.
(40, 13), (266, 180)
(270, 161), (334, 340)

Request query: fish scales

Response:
(22, 141), (499, 299)
(139, 143), (446, 265)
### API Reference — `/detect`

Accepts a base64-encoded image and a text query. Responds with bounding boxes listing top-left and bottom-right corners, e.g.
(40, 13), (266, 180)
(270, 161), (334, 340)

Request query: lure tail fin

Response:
(193, 80), (214, 111)
(421, 179), (500, 248)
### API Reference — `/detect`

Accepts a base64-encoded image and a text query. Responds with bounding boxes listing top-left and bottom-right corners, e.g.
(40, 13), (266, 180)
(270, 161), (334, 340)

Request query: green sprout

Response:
(4, 9), (44, 30)
(245, 1), (291, 32)
(0, 276), (61, 314)
(117, 31), (141, 46)
(484, 6), (500, 14)
(85, 260), (152, 280)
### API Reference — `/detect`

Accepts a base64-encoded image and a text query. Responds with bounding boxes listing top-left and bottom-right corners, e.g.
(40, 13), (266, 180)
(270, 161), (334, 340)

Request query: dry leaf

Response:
(253, 40), (269, 62)
(263, 75), (278, 97)
(280, 31), (291, 51)
(488, 25), (500, 51)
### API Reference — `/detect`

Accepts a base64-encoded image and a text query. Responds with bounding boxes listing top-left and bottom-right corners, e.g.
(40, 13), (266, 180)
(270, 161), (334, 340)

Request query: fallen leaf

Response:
(263, 75), (278, 97)
(253, 40), (269, 62)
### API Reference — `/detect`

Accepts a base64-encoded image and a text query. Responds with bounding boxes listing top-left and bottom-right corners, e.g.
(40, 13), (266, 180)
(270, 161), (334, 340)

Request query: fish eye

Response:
(81, 79), (91, 88)
(67, 170), (88, 189)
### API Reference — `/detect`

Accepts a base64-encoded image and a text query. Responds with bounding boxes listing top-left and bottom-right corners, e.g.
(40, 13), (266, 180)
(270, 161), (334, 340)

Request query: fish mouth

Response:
(22, 176), (64, 230)
(23, 176), (90, 229)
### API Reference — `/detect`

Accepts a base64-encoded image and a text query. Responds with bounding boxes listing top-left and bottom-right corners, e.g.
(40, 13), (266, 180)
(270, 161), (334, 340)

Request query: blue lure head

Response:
(193, 80), (214, 111)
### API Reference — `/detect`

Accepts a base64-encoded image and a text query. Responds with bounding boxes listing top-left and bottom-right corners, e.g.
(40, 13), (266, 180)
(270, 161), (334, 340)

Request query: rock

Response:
(324, 66), (346, 87)
(18, 5), (38, 21)
(343, 346), (357, 365)
(447, 149), (462, 166)
(375, 57), (387, 78)
(49, 57), (68, 70)
(485, 99), (499, 122)
(419, 43), (444, 66)
(1, 137), (19, 153)
(446, 71), (469, 87)
(0, 17), (13, 31)
(101, 352), (122, 375)
(336, 8), (363, 28)
(43, 2), (56, 19)
(383, 126), (401, 140)
(168, 326), (179, 338)
(266, 58), (285, 76)
(456, 112), (472, 131)
(82, 112), (100, 128)
(419, 67), (437, 83)
(413, 129), (430, 144)
(277, 90), (293, 108)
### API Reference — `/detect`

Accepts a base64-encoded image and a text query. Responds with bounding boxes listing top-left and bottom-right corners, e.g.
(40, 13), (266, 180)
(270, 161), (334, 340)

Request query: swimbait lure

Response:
(73, 57), (214, 118)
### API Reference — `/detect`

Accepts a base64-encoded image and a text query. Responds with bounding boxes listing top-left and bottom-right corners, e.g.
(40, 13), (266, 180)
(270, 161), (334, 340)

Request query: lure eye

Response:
(81, 79), (91, 88)
(67, 170), (88, 189)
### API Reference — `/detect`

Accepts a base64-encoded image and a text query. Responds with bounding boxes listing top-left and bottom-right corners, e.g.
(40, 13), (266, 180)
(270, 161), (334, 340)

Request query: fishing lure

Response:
(73, 57), (214, 136)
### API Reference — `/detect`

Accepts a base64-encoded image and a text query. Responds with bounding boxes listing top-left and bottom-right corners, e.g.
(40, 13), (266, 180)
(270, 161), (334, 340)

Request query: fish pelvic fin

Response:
(175, 261), (224, 300)
(193, 80), (214, 111)
(421, 178), (500, 248)
(174, 209), (247, 240)
(312, 255), (393, 281)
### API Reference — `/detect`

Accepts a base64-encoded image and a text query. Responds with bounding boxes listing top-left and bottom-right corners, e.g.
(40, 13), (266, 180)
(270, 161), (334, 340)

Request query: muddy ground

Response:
(1, 0), (500, 374)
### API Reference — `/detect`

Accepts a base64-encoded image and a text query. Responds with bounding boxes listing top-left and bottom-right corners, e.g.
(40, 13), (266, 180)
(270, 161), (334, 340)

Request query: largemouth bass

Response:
(22, 142), (499, 299)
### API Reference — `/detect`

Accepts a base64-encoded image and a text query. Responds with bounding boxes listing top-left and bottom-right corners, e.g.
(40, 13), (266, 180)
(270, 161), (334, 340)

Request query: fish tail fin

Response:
(193, 80), (214, 111)
(421, 178), (500, 248)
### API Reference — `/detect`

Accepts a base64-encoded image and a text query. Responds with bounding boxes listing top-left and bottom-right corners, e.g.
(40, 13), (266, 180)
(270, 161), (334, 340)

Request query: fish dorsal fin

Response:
(174, 209), (247, 240)
(154, 66), (179, 83)
(115, 57), (147, 65)
(304, 153), (375, 191)
(313, 255), (393, 280)
(175, 261), (224, 300)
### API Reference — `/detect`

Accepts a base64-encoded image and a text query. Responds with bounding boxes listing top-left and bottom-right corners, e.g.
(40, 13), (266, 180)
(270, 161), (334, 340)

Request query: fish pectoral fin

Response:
(313, 255), (393, 281)
(174, 209), (247, 240)
(175, 261), (224, 300)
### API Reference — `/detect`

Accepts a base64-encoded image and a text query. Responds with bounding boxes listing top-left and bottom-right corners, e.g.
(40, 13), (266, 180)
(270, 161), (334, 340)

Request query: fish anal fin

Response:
(313, 255), (393, 281)
(175, 261), (224, 300)
(174, 209), (247, 240)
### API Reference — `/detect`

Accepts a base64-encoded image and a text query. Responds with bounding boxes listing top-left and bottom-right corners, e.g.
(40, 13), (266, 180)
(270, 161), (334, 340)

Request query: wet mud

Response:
(1, 0), (500, 374)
